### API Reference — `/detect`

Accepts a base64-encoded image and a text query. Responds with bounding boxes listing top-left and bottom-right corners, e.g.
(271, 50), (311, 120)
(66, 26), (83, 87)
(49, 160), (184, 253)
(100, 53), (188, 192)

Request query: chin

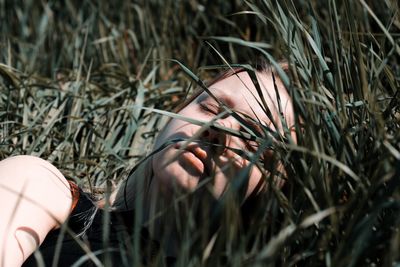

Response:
(152, 160), (198, 197)
(154, 147), (201, 190)
(168, 164), (200, 191)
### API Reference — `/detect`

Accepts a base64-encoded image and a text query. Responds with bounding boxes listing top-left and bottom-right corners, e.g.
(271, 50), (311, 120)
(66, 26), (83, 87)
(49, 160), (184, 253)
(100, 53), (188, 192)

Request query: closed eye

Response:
(199, 102), (220, 115)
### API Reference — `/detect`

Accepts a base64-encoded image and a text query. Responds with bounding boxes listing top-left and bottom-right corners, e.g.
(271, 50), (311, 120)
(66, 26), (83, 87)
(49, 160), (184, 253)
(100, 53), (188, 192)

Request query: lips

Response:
(175, 143), (209, 175)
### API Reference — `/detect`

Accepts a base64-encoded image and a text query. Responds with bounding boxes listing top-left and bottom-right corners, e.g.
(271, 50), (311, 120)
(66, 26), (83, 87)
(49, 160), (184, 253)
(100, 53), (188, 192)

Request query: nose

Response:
(201, 119), (235, 152)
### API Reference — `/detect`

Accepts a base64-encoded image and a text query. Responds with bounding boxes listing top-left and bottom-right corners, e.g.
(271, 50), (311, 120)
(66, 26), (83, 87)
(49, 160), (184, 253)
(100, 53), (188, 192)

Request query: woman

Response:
(0, 63), (296, 266)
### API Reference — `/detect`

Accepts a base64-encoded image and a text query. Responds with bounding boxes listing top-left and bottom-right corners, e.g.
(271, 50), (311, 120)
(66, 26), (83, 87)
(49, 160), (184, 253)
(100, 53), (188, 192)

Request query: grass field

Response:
(1, 0), (400, 266)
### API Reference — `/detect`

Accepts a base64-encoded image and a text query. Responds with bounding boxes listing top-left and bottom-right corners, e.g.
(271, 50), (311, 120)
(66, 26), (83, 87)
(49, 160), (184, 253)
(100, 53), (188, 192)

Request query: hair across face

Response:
(150, 67), (296, 200)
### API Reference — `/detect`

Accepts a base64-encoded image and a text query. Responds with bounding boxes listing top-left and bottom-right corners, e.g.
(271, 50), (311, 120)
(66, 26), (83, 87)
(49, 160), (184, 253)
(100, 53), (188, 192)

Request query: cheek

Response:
(245, 160), (288, 197)
(214, 159), (263, 199)
(273, 162), (287, 188)
(246, 167), (264, 197)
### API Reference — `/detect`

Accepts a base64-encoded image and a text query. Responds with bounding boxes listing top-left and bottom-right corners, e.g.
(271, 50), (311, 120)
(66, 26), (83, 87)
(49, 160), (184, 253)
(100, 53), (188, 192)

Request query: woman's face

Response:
(151, 70), (295, 199)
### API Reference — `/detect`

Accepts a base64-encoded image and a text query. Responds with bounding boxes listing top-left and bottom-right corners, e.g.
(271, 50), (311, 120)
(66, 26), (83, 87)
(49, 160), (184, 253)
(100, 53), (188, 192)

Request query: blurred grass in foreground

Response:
(1, 0), (400, 266)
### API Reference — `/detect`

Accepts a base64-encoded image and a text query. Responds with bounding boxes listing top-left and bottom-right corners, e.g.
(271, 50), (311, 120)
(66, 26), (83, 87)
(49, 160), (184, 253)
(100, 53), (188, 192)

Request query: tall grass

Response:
(1, 0), (399, 266)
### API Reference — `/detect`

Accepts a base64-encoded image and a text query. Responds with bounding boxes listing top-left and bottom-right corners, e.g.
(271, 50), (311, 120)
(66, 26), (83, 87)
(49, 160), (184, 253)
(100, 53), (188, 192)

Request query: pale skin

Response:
(0, 69), (295, 265)
(148, 70), (295, 201)
(116, 69), (296, 257)
(0, 156), (72, 267)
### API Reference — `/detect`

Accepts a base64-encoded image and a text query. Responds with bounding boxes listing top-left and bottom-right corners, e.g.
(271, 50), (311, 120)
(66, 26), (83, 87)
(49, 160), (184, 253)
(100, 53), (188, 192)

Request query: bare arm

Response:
(0, 156), (73, 266)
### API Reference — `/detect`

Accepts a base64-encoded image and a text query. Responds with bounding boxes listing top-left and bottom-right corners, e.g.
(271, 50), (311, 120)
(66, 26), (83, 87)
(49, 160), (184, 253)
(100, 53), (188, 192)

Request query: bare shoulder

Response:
(0, 155), (73, 264)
